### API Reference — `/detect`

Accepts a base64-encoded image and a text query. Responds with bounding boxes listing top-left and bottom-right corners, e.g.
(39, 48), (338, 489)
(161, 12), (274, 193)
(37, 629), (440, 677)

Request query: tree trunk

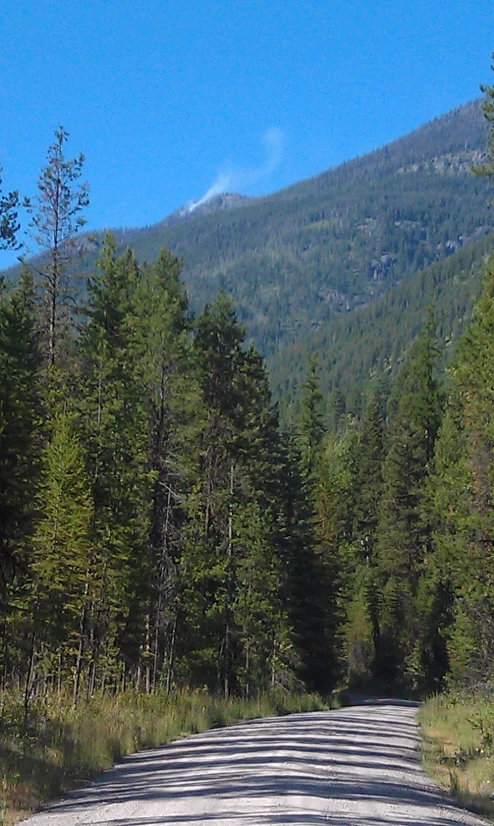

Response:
(23, 622), (37, 728)
(223, 462), (235, 699)
(73, 580), (89, 709)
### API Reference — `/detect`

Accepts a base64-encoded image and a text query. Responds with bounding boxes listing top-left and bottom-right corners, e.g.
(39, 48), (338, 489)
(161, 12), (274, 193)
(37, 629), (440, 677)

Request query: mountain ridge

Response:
(113, 98), (491, 358)
(2, 98), (492, 407)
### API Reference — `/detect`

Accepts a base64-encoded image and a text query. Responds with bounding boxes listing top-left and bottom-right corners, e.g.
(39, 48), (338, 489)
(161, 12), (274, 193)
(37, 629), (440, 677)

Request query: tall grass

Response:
(419, 688), (494, 820)
(0, 688), (326, 825)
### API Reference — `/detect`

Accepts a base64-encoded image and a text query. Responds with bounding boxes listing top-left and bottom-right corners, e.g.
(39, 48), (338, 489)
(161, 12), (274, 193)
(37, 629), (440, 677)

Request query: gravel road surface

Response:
(19, 699), (488, 826)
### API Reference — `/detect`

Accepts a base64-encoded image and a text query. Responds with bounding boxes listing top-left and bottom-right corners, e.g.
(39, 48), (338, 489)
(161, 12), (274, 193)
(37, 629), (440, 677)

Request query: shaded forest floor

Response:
(0, 688), (326, 825)
(419, 691), (494, 822)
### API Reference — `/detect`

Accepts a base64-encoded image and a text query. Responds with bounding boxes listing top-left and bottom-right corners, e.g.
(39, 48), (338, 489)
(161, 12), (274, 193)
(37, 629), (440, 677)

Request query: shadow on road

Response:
(25, 701), (485, 826)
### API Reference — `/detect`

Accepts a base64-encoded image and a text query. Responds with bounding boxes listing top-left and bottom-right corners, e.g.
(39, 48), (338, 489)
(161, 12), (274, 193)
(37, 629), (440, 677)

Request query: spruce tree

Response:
(354, 390), (386, 560)
(130, 248), (198, 692)
(185, 294), (295, 695)
(77, 237), (151, 693)
(314, 423), (360, 688)
(376, 315), (442, 688)
(474, 53), (494, 179)
(291, 362), (351, 691)
(345, 392), (386, 685)
(429, 256), (494, 685)
(0, 272), (41, 687)
(275, 431), (326, 690)
(297, 355), (325, 476)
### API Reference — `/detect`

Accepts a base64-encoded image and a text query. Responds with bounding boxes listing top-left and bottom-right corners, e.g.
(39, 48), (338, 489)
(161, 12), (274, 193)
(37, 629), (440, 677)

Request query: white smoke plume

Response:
(189, 127), (285, 213)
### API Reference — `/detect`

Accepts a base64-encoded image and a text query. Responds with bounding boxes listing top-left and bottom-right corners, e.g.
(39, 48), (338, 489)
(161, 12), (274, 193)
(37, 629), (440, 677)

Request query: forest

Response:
(1, 122), (494, 719)
(271, 230), (494, 420)
(0, 69), (493, 736)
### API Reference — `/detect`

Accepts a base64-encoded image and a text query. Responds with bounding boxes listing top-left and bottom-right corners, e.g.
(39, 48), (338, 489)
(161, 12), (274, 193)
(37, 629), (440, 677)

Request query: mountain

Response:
(3, 99), (493, 411)
(269, 231), (494, 419)
(153, 192), (254, 229)
(113, 99), (492, 360)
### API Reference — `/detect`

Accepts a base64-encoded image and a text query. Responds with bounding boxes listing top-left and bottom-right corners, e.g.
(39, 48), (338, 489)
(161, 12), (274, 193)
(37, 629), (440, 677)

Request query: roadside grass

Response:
(419, 690), (494, 821)
(0, 688), (327, 825)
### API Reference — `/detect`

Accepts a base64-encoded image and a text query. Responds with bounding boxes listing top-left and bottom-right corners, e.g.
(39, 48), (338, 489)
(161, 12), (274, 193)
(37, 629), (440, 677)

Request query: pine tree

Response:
(474, 53), (494, 179)
(77, 237), (151, 693)
(184, 294), (295, 696)
(0, 168), (20, 250)
(0, 272), (41, 688)
(429, 256), (494, 685)
(26, 127), (89, 365)
(376, 315), (442, 688)
(297, 355), (325, 476)
(130, 248), (198, 692)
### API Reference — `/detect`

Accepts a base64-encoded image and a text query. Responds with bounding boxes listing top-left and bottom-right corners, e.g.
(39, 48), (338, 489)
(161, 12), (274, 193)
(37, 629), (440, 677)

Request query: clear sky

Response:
(1, 0), (493, 262)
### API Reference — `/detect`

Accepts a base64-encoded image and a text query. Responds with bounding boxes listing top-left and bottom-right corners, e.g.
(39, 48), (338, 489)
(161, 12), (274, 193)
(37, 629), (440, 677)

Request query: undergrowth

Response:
(419, 687), (494, 822)
(0, 688), (327, 825)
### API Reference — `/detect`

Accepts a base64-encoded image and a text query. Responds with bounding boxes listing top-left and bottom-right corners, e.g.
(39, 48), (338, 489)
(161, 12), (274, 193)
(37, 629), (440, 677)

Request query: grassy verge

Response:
(419, 690), (494, 821)
(0, 689), (327, 825)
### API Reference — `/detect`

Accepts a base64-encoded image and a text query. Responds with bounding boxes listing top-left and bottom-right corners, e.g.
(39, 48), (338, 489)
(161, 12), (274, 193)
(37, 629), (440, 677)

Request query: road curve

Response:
(19, 699), (488, 826)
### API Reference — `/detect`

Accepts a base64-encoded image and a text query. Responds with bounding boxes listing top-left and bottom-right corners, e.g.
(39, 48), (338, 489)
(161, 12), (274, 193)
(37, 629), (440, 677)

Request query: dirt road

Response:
(19, 699), (488, 825)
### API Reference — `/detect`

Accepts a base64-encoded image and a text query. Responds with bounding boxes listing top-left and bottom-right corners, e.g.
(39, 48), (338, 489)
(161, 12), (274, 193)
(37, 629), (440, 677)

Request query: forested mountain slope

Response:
(2, 93), (494, 752)
(2, 97), (492, 423)
(270, 232), (494, 417)
(118, 100), (492, 356)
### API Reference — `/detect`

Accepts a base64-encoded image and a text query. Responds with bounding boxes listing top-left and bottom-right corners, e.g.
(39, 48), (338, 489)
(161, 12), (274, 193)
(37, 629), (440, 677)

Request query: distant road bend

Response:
(20, 699), (488, 826)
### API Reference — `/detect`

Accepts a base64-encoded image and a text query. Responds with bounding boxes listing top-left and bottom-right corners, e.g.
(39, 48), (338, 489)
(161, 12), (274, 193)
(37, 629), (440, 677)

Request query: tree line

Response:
(1, 67), (494, 707)
(306, 68), (494, 694)
(0, 130), (341, 709)
(0, 241), (344, 708)
(299, 252), (494, 695)
(4, 234), (494, 705)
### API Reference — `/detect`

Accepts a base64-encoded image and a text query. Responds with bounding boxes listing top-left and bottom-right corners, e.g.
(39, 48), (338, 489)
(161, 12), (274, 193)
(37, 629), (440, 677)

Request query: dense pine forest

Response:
(271, 230), (494, 419)
(1, 71), (494, 731)
(3, 231), (494, 707)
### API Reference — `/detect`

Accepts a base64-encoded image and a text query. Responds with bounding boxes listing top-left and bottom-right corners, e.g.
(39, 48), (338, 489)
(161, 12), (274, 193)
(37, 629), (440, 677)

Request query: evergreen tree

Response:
(474, 53), (494, 179)
(275, 431), (327, 691)
(232, 349), (295, 694)
(29, 410), (92, 702)
(26, 127), (89, 365)
(184, 294), (295, 696)
(297, 355), (325, 476)
(291, 364), (351, 691)
(425, 403), (469, 686)
(77, 237), (151, 693)
(430, 256), (494, 685)
(345, 391), (386, 685)
(0, 168), (20, 250)
(185, 294), (246, 694)
(0, 272), (41, 687)
(376, 315), (442, 688)
(130, 248), (198, 692)
(314, 423), (359, 689)
(354, 390), (386, 560)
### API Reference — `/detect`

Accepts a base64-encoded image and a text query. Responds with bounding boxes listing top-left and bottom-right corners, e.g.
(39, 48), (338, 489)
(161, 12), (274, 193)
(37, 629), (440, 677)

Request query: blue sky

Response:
(1, 0), (493, 262)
